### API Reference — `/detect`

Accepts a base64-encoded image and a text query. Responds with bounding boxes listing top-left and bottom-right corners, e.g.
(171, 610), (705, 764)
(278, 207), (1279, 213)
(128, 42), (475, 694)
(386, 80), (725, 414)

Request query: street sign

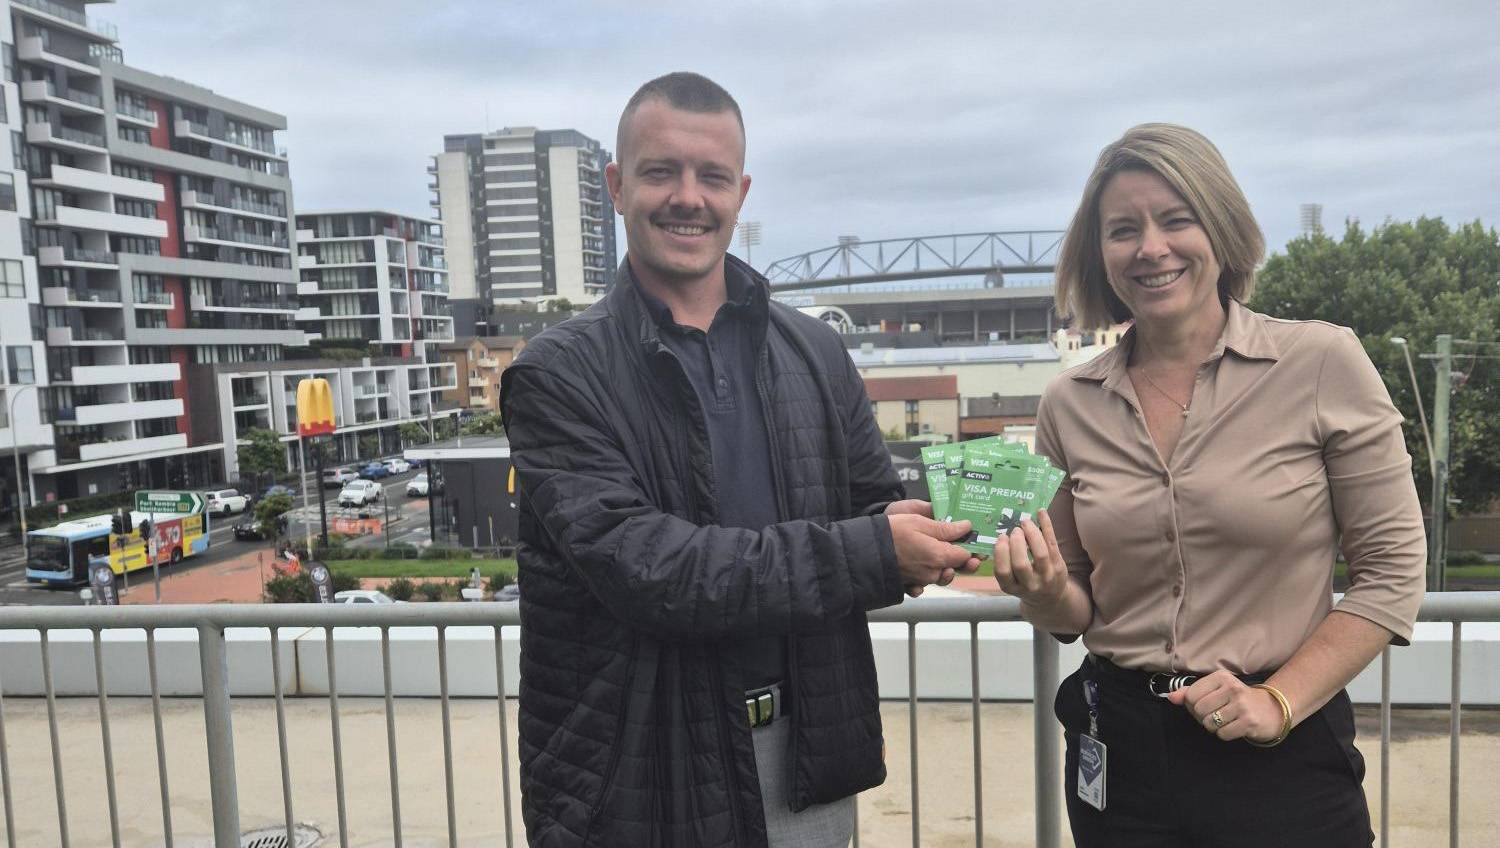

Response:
(307, 561), (334, 603)
(135, 490), (205, 515)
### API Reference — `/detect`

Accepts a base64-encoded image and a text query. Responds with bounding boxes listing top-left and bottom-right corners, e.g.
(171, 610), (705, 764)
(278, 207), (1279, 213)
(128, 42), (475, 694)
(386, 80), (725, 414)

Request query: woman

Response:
(997, 123), (1425, 847)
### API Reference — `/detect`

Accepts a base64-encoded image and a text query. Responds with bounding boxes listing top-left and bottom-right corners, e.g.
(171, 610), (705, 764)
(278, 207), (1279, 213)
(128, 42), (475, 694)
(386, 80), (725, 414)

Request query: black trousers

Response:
(1056, 657), (1373, 848)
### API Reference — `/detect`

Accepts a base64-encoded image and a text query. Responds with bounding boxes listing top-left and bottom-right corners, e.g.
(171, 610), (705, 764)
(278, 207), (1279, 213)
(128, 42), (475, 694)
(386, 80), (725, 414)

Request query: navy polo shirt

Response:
(638, 264), (786, 689)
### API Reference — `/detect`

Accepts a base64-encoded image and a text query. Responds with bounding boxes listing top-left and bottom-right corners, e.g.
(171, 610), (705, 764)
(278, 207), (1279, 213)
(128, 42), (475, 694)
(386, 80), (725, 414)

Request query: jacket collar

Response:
(607, 254), (772, 352)
(1070, 300), (1280, 388)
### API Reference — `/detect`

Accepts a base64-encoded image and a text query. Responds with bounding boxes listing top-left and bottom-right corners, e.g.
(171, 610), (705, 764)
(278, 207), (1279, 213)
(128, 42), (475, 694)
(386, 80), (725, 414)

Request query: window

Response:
(7, 346), (34, 384)
(0, 260), (23, 298)
(117, 125), (151, 145)
(114, 198), (157, 218)
(11, 132), (21, 171)
(112, 162), (154, 182)
(905, 400), (920, 437)
(1, 43), (12, 83)
(0, 173), (14, 212)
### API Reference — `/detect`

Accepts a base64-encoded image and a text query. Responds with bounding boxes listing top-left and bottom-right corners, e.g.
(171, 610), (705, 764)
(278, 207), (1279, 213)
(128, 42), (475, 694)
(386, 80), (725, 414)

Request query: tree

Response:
(254, 492), (294, 540)
(460, 411), (505, 436)
(550, 297), (574, 313)
(358, 433), (379, 459)
(1249, 217), (1500, 513)
(399, 421), (430, 446)
(237, 428), (285, 489)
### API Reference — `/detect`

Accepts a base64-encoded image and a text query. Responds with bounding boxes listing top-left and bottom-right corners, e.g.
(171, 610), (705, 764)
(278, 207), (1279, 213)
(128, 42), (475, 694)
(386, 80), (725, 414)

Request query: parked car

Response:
(492, 583), (520, 602)
(338, 479), (383, 507)
(383, 458), (411, 475)
(405, 472), (443, 497)
(204, 489), (250, 516)
(334, 589), (402, 605)
(322, 468), (359, 489)
(359, 462), (391, 480)
(407, 458), (426, 469)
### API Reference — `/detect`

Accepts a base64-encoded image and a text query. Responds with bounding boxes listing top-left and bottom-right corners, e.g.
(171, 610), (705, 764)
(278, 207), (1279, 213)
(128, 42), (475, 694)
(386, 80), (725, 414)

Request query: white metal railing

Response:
(0, 593), (1494, 848)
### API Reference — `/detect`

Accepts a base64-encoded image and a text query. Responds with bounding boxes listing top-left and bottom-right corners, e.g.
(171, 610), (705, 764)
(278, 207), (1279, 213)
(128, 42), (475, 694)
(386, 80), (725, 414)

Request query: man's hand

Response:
(889, 514), (980, 597)
(885, 499), (934, 518)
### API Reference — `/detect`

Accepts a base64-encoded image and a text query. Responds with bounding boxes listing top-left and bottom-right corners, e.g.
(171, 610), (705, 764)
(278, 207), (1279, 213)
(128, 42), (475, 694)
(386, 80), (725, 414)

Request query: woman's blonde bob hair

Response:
(1054, 123), (1265, 330)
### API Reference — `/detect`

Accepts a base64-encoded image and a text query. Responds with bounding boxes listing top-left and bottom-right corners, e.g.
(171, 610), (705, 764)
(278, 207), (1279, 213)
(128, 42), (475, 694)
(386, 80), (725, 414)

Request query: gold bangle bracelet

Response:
(1247, 683), (1293, 748)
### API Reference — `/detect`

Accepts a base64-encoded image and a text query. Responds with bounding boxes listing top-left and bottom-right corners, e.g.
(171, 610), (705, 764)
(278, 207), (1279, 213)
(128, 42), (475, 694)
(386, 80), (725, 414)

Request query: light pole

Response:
(7, 383), (37, 559)
(1389, 337), (1435, 478)
(737, 220), (762, 267)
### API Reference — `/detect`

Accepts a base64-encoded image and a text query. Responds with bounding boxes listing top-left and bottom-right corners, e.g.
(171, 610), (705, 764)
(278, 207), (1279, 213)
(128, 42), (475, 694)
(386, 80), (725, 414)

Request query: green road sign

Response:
(135, 490), (206, 515)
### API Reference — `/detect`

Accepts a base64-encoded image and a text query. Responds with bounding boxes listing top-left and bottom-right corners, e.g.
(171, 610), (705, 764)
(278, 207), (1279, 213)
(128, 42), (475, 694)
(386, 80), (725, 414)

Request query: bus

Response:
(26, 510), (210, 587)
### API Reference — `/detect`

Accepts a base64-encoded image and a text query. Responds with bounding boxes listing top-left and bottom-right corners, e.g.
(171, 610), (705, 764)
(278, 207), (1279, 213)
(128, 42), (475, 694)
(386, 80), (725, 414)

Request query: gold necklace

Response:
(1135, 366), (1192, 417)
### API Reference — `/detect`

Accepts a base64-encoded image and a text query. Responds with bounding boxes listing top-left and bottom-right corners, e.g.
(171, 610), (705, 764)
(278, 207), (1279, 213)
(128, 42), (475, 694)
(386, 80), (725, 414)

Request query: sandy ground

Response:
(0, 697), (1494, 847)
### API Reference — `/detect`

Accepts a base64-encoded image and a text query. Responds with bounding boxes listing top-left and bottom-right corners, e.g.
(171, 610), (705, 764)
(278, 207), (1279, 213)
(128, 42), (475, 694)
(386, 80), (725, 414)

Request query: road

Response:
(0, 469), (432, 606)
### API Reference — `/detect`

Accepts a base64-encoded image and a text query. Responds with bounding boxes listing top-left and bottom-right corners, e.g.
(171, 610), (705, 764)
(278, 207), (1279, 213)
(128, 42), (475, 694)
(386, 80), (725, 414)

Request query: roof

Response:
(864, 375), (958, 402)
(403, 435), (510, 461)
(439, 336), (526, 353)
(965, 395), (1042, 417)
(848, 342), (1059, 368)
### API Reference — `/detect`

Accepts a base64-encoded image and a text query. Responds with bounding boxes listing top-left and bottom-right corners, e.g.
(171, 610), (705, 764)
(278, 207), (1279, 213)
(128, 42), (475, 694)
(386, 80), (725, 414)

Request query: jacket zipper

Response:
(754, 334), (802, 814)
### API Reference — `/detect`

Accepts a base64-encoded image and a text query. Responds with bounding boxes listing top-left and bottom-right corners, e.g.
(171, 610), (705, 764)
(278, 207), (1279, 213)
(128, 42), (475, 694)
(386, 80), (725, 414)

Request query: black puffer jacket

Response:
(499, 256), (907, 847)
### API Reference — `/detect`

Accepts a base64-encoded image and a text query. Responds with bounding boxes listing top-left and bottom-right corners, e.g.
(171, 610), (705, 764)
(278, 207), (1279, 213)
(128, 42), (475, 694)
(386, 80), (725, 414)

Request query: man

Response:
(500, 72), (977, 847)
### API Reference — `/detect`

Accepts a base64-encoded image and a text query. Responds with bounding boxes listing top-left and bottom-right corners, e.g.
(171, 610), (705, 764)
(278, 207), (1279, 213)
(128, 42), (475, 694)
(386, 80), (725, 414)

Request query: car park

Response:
(383, 458), (410, 475)
(360, 462), (391, 480)
(338, 479), (383, 507)
(204, 489), (250, 516)
(322, 468), (358, 489)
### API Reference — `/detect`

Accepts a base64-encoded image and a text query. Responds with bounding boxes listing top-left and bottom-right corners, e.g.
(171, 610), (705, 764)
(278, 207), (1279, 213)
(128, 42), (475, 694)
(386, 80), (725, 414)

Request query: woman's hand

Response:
(1167, 670), (1287, 743)
(992, 509), (1069, 609)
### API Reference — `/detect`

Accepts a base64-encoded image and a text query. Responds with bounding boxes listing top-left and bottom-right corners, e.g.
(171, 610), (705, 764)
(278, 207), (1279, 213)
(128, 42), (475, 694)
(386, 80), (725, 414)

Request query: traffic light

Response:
(138, 517), (152, 541)
(111, 511), (127, 535)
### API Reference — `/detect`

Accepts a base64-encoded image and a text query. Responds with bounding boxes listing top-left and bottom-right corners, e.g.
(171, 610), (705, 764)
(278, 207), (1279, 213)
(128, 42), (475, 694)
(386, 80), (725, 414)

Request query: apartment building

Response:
(208, 355), (459, 480)
(437, 334), (523, 412)
(7, 0), (303, 502)
(293, 210), (455, 358)
(430, 127), (616, 333)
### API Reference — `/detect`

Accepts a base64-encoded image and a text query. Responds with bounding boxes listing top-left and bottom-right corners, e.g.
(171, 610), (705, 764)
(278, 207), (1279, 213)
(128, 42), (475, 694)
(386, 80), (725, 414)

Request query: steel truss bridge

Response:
(762, 230), (1065, 291)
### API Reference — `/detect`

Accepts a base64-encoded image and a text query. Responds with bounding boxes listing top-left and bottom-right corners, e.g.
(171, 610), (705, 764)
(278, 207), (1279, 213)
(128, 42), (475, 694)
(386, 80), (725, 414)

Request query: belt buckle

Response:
(745, 689), (776, 728)
(1148, 673), (1197, 698)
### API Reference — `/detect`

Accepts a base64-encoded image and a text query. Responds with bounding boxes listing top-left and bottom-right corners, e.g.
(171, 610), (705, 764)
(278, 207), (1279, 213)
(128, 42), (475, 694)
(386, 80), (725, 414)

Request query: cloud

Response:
(107, 0), (1500, 266)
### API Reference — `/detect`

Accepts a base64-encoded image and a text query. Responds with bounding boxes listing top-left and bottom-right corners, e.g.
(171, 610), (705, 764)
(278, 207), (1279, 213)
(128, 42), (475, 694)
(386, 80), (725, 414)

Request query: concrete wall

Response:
(4, 621), (1497, 706)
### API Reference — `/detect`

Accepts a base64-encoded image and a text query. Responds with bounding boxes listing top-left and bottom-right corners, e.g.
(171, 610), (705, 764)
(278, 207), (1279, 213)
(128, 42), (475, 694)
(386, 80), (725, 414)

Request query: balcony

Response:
(36, 245), (118, 268)
(12, 0), (119, 41)
(232, 393), (269, 409)
(135, 291), (175, 309)
(69, 362), (180, 385)
(25, 120), (106, 152)
(17, 36), (101, 76)
(181, 190), (287, 222)
(114, 99), (158, 127)
(36, 163), (165, 202)
(38, 203), (168, 239)
(174, 119), (287, 160)
(74, 397), (183, 426)
(184, 223), (290, 252)
(20, 79), (104, 115)
(476, 357), (500, 369)
(189, 292), (296, 313)
(0, 595), (1494, 847)
(46, 325), (123, 346)
(40, 286), (121, 307)
(76, 431), (186, 461)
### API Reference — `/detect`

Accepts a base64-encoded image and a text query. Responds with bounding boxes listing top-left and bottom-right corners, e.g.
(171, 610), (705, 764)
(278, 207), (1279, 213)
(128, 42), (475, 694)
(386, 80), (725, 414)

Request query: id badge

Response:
(1076, 733), (1107, 811)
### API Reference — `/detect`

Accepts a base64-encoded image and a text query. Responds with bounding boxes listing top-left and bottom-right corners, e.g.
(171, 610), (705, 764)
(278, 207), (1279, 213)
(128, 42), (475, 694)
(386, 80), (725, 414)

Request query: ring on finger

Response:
(1210, 710), (1225, 728)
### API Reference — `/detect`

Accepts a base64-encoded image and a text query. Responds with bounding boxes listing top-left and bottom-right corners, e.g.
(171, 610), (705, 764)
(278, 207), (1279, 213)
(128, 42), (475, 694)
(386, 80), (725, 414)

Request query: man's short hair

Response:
(617, 72), (745, 162)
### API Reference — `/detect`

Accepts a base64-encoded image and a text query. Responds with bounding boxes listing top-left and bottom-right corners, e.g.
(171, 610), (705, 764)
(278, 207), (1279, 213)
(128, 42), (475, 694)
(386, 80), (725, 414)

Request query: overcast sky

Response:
(108, 0), (1500, 271)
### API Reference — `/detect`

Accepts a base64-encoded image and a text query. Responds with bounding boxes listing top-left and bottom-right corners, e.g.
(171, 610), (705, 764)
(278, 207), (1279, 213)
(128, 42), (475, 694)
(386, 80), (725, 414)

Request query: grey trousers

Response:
(752, 715), (856, 848)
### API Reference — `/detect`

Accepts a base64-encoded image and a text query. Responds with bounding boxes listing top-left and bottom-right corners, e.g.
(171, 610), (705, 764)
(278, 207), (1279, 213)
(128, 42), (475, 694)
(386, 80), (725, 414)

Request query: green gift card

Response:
(941, 438), (1062, 558)
(921, 443), (967, 522)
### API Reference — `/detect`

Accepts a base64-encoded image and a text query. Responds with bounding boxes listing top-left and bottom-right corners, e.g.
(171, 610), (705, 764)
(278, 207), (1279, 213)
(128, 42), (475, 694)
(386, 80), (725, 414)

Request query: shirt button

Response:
(1165, 528), (1177, 542)
(1171, 585), (1182, 598)
(1164, 641), (1174, 653)
(1160, 472), (1170, 487)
